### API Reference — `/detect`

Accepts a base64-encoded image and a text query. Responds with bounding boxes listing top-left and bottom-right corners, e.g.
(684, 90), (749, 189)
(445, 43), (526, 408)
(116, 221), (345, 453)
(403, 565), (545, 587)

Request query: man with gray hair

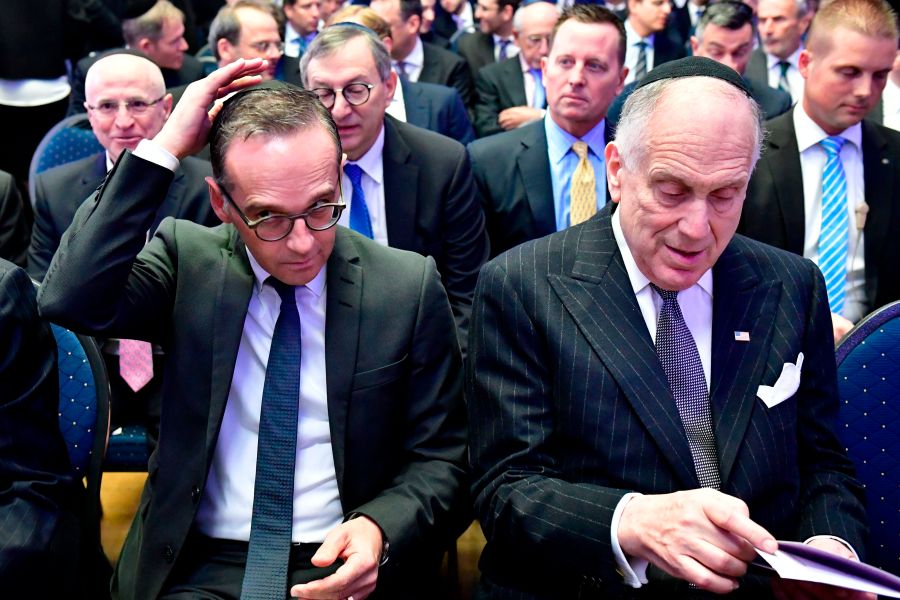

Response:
(301, 24), (488, 352)
(38, 58), (467, 600)
(468, 56), (869, 598)
(745, 0), (812, 103)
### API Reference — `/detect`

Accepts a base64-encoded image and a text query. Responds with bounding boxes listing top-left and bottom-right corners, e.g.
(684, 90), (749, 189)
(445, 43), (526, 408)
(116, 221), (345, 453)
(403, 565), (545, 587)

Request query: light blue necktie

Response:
(343, 163), (373, 239)
(240, 279), (301, 600)
(530, 68), (545, 109)
(818, 136), (849, 315)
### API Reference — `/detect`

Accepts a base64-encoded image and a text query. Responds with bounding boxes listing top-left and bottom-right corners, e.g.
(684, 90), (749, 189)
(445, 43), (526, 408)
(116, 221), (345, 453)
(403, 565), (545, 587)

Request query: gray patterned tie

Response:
(634, 40), (648, 81)
(651, 284), (721, 489)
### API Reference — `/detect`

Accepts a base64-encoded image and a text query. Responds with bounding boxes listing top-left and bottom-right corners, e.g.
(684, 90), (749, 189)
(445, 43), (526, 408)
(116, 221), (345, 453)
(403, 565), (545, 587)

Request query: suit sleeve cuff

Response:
(134, 139), (179, 172)
(611, 492), (649, 588)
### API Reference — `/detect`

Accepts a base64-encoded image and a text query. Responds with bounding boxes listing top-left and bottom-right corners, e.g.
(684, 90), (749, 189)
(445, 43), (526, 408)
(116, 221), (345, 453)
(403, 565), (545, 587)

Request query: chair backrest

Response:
(28, 113), (103, 208)
(835, 300), (900, 575)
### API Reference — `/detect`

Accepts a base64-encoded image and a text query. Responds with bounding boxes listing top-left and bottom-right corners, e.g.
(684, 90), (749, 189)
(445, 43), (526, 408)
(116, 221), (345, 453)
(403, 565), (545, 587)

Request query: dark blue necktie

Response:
(240, 279), (301, 600)
(344, 163), (373, 239)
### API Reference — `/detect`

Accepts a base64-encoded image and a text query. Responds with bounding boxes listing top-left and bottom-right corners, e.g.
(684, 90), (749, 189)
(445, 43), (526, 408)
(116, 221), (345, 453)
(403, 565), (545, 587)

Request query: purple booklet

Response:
(755, 540), (900, 598)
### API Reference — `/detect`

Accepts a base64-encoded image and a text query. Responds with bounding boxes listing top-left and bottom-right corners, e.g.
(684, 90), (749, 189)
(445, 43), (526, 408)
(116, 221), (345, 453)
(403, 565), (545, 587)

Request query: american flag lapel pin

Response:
(734, 331), (750, 342)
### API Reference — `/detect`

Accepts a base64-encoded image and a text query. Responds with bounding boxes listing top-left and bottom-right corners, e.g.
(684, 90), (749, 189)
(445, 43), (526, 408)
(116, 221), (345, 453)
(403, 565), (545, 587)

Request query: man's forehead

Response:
(703, 23), (753, 45)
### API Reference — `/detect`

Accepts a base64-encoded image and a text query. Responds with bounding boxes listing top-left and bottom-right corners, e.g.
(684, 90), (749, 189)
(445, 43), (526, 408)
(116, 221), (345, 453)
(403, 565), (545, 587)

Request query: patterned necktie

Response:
(240, 279), (301, 600)
(634, 40), (648, 81)
(651, 284), (721, 489)
(569, 141), (597, 225)
(119, 339), (153, 392)
(343, 163), (373, 239)
(777, 60), (791, 96)
(530, 68), (546, 109)
(498, 39), (511, 62)
(396, 60), (410, 81)
(818, 136), (849, 314)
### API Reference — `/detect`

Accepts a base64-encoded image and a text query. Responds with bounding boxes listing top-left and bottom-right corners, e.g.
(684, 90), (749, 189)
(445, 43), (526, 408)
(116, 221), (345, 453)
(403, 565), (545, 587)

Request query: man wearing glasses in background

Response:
(300, 24), (488, 353)
(38, 58), (468, 600)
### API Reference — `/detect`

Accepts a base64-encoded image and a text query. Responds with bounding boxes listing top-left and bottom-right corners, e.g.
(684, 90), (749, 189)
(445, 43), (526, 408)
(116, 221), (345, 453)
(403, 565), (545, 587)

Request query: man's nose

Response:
(680, 199), (712, 238)
(284, 217), (315, 252)
(113, 105), (136, 126)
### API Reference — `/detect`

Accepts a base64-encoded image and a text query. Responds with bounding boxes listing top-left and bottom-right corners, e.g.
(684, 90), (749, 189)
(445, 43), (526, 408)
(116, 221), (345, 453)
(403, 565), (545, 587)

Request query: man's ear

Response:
(217, 38), (235, 64)
(136, 37), (154, 54)
(798, 48), (811, 79)
(207, 177), (232, 224)
(690, 36), (699, 55)
(605, 142), (623, 204)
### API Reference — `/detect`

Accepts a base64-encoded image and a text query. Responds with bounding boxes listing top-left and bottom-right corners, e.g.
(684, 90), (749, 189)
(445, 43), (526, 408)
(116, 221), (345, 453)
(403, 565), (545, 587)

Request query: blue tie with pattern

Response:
(343, 163), (374, 239)
(651, 284), (721, 489)
(818, 136), (849, 315)
(240, 278), (301, 600)
(530, 68), (546, 109)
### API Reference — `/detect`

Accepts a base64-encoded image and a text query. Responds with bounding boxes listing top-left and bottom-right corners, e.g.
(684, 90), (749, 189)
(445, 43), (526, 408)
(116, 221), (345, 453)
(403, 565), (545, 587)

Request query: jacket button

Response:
(191, 485), (201, 503)
(163, 545), (174, 563)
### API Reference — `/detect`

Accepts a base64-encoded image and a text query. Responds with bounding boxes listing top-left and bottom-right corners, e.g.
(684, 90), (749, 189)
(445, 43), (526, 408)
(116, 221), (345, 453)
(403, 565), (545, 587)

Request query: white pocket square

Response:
(757, 353), (804, 408)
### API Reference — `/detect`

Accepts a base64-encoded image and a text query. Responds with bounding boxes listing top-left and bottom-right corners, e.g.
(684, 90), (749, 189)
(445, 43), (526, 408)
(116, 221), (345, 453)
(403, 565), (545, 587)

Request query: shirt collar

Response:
(612, 208), (713, 297)
(346, 123), (385, 184)
(518, 52), (531, 73)
(793, 102), (862, 154)
(285, 23), (301, 46)
(625, 19), (655, 47)
(404, 37), (424, 70)
(246, 244), (327, 297)
(766, 45), (802, 70)
(544, 114), (608, 166)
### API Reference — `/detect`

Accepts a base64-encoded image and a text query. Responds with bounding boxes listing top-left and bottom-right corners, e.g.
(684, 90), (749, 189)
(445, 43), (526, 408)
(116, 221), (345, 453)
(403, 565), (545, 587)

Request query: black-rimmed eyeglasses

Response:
(217, 183), (346, 242)
(310, 82), (376, 109)
(86, 96), (165, 117)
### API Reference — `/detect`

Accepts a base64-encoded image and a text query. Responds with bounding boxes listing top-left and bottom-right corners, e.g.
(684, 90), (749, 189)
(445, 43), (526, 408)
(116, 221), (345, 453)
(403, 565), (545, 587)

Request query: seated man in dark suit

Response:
(331, 6), (475, 144)
(370, 0), (475, 106)
(623, 0), (686, 84)
(67, 0), (205, 116)
(456, 0), (521, 78)
(0, 170), (29, 267)
(29, 53), (216, 450)
(740, 0), (900, 343)
(468, 56), (870, 599)
(301, 24), (489, 352)
(473, 0), (558, 138)
(469, 4), (625, 257)
(0, 257), (96, 597)
(38, 59), (467, 600)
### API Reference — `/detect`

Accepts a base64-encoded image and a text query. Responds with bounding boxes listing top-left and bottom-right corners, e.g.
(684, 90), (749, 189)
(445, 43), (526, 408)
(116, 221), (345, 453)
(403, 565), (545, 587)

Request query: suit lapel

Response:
(516, 125), (556, 238)
(502, 59), (526, 107)
(150, 167), (186, 233)
(324, 229), (362, 500)
(709, 241), (779, 486)
(206, 228), (255, 456)
(861, 121), (892, 305)
(548, 213), (700, 488)
(400, 80), (428, 129)
(764, 113), (806, 254)
(382, 118), (420, 249)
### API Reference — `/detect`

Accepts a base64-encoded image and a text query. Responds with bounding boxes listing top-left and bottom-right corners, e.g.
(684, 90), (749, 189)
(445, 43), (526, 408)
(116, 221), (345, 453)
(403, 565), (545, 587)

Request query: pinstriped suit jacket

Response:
(467, 206), (867, 598)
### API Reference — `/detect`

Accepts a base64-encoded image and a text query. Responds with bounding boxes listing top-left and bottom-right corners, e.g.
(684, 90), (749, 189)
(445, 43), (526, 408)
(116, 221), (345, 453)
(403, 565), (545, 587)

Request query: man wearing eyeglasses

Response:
(209, 0), (288, 83)
(472, 0), (559, 138)
(300, 24), (488, 353)
(38, 58), (467, 600)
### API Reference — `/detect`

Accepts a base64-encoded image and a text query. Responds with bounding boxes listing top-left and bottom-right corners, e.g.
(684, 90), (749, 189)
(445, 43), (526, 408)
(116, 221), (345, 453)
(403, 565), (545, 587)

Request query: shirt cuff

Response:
(133, 138), (179, 172)
(611, 492), (649, 588)
(804, 535), (860, 560)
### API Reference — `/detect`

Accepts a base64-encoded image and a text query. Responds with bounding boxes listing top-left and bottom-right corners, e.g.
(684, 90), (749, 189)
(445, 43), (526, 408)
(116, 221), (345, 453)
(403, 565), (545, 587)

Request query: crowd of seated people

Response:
(1, 0), (898, 598)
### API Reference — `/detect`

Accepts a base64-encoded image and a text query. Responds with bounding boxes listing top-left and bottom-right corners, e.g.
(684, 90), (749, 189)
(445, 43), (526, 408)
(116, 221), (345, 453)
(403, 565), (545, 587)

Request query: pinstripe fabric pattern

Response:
(467, 206), (868, 598)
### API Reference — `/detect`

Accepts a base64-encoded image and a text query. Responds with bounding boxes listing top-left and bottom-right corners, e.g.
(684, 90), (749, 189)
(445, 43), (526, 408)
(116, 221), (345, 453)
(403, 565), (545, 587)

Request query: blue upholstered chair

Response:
(27, 113), (102, 208)
(835, 300), (900, 575)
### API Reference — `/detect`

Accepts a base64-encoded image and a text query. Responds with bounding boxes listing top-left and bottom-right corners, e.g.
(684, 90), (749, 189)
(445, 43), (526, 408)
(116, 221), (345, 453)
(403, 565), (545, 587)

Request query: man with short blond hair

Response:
(741, 0), (900, 343)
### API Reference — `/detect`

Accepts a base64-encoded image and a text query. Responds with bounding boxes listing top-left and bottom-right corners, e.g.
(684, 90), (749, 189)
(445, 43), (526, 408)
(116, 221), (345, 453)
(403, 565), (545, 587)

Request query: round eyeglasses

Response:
(218, 183), (346, 242)
(86, 96), (165, 117)
(310, 82), (376, 109)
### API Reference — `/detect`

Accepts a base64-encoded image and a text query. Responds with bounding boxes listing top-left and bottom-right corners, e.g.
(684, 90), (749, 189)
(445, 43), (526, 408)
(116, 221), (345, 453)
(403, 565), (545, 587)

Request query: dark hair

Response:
(498, 0), (523, 12)
(552, 4), (627, 66)
(209, 85), (342, 192)
(695, 1), (754, 40)
(208, 0), (283, 61)
(399, 0), (423, 21)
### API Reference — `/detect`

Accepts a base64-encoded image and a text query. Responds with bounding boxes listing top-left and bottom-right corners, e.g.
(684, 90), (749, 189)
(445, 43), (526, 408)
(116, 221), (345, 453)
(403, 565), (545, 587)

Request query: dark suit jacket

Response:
(455, 31), (496, 77)
(419, 41), (475, 107)
(744, 49), (770, 94)
(401, 79), (475, 144)
(279, 54), (303, 87)
(37, 152), (468, 600)
(0, 170), (29, 267)
(0, 258), (87, 596)
(27, 152), (217, 281)
(467, 206), (868, 598)
(381, 115), (488, 350)
(467, 119), (611, 257)
(740, 110), (900, 315)
(473, 56), (527, 138)
(650, 27), (687, 68)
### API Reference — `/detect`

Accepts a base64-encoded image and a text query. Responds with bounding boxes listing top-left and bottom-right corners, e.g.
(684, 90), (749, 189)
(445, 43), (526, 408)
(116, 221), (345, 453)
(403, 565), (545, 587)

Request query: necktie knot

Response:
(820, 135), (846, 157)
(650, 283), (679, 304)
(344, 163), (364, 185)
(268, 278), (296, 305)
(572, 140), (589, 160)
(529, 67), (542, 82)
(778, 60), (791, 77)
(637, 40), (648, 50)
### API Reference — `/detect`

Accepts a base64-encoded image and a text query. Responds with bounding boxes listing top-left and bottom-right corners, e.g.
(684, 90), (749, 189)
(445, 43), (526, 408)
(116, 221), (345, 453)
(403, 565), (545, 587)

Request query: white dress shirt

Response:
(623, 20), (656, 86)
(395, 37), (425, 82)
(882, 77), (900, 132)
(338, 124), (389, 246)
(766, 47), (804, 104)
(519, 53), (541, 109)
(793, 104), (867, 322)
(386, 77), (408, 123)
(492, 33), (519, 62)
